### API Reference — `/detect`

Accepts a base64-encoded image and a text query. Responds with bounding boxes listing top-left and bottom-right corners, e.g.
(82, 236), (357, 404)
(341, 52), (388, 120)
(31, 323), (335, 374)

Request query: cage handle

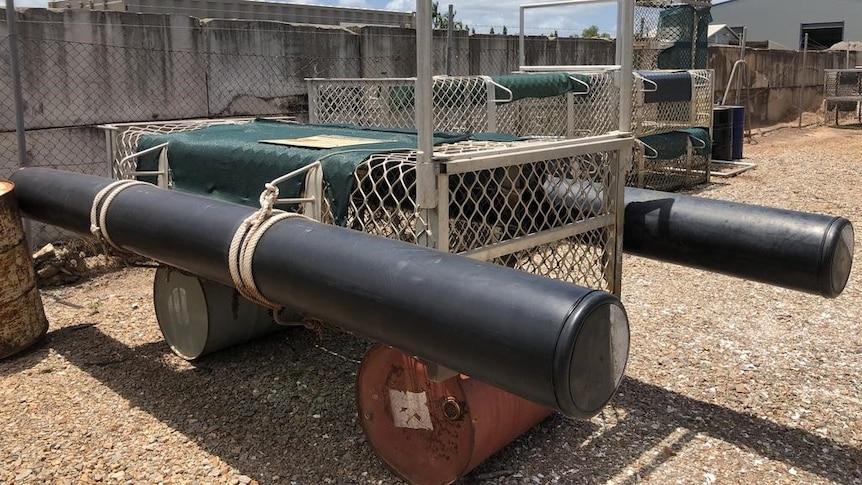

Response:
(634, 72), (658, 93)
(486, 78), (514, 104)
(637, 140), (659, 159)
(568, 75), (591, 95)
(117, 142), (171, 188)
(267, 161), (324, 221)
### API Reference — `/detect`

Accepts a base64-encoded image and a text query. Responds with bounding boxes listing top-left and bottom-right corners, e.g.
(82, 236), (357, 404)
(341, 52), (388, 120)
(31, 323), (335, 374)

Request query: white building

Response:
(711, 0), (862, 50)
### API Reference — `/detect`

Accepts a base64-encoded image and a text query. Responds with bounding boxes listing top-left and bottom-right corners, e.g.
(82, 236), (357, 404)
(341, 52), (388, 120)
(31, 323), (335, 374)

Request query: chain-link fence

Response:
(632, 0), (711, 71)
(0, 9), (426, 247)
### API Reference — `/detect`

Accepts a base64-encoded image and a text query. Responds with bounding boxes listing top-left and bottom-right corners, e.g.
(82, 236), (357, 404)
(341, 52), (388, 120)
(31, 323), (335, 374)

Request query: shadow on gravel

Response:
(44, 323), (395, 484)
(42, 324), (862, 485)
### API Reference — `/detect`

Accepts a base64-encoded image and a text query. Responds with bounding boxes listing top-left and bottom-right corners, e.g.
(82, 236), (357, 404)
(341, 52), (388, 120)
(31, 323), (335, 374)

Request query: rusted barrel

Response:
(357, 345), (554, 485)
(0, 180), (48, 359)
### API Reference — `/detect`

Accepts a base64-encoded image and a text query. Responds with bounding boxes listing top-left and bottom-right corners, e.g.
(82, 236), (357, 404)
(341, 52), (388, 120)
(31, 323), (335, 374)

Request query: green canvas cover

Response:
(640, 128), (710, 160)
(491, 72), (591, 102)
(135, 120), (518, 225)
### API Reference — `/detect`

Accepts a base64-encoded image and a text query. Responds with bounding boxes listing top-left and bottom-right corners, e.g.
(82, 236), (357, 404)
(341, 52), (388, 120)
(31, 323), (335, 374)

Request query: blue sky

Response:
(11, 0), (729, 37)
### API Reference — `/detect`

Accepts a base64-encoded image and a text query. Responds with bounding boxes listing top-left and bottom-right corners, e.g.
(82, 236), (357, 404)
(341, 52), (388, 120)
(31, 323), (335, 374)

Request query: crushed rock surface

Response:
(2, 125), (861, 484)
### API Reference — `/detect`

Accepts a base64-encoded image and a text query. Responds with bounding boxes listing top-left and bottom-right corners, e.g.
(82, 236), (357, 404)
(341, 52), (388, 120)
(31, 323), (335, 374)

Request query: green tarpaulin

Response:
(136, 120), (519, 225)
(491, 72), (591, 102)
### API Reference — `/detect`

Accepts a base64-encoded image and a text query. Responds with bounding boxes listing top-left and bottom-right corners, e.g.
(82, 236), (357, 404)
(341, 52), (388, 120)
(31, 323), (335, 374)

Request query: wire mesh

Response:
(823, 69), (862, 125)
(496, 72), (619, 138)
(632, 69), (713, 136)
(310, 72), (620, 139)
(627, 140), (708, 191)
(308, 77), (491, 132)
(345, 140), (621, 292)
(633, 0), (711, 71)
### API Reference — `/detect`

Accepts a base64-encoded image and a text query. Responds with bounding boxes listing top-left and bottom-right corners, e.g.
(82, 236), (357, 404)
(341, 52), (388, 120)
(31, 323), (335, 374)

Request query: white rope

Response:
(90, 180), (151, 252)
(228, 181), (309, 313)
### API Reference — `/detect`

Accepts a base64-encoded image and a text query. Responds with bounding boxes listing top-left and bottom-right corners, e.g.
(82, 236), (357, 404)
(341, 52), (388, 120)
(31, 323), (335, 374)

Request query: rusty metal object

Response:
(357, 344), (553, 485)
(0, 180), (48, 359)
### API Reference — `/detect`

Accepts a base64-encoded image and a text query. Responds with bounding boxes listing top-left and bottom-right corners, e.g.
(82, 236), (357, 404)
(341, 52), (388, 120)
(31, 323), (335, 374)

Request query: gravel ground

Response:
(2, 124), (861, 485)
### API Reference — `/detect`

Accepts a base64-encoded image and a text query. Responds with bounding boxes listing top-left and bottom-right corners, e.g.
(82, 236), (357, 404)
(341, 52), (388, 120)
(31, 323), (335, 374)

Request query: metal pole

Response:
(735, 27), (746, 105)
(617, 0), (634, 134)
(5, 0), (27, 169)
(415, 0), (437, 248)
(798, 33), (808, 129)
(445, 4), (453, 75)
(6, 0), (31, 247)
(518, 6), (525, 68)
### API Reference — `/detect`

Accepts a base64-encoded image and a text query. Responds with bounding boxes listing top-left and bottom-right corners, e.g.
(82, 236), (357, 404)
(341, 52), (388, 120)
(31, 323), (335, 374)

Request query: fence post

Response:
(5, 0), (31, 246)
(798, 33), (808, 129)
(5, 0), (26, 169)
(446, 4), (453, 75)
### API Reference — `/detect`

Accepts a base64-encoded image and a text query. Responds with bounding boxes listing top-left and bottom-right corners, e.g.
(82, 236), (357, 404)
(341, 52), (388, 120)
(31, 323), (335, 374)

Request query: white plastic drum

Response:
(153, 266), (288, 359)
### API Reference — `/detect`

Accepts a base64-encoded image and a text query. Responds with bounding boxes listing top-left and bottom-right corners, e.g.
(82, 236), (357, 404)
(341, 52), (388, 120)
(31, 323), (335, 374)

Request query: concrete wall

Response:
(50, 0), (417, 28)
(0, 8), (209, 132)
(468, 35), (615, 75)
(711, 45), (858, 124)
(712, 0), (862, 50)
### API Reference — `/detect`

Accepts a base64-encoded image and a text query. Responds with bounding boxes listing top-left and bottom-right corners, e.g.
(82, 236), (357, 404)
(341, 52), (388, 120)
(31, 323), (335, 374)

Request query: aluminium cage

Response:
(632, 0), (712, 71)
(306, 72), (621, 139)
(632, 69), (713, 137)
(627, 135), (709, 191)
(107, 118), (630, 294)
(823, 69), (862, 126)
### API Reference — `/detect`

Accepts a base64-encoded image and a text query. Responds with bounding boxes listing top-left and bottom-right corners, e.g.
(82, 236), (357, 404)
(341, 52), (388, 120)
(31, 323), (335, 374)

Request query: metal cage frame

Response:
(632, 69), (713, 137)
(105, 0), (636, 296)
(823, 69), (862, 126)
(307, 72), (621, 139)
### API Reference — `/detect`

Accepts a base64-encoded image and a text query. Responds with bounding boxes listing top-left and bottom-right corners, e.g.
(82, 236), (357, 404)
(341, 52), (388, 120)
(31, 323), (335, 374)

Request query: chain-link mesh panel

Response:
(496, 72), (619, 138)
(825, 70), (862, 98)
(309, 76), (492, 132)
(0, 34), (17, 178)
(627, 140), (708, 191)
(633, 1), (711, 71)
(633, 70), (712, 136)
(207, 53), (367, 118)
(345, 151), (430, 246)
(340, 140), (622, 291)
(824, 69), (862, 125)
(443, 144), (621, 292)
(310, 72), (620, 139)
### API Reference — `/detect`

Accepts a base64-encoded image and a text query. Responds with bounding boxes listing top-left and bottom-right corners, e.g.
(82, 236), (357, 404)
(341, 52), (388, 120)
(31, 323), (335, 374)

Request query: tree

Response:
(489, 27), (495, 35)
(431, 1), (466, 30)
(581, 25), (611, 39)
(502, 26), (508, 36)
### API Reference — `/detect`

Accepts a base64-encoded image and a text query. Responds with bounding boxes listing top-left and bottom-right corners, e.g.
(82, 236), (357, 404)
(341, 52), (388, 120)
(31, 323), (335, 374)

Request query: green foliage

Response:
(431, 1), (466, 30)
(581, 25), (611, 39)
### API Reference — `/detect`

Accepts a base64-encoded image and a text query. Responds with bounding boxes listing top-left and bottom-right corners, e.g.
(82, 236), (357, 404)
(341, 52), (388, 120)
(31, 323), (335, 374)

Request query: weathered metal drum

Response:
(357, 344), (553, 485)
(0, 180), (48, 359)
(153, 266), (289, 359)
